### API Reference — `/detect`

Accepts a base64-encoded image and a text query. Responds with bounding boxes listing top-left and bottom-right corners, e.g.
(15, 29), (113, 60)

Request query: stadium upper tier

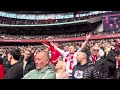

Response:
(6, 11), (91, 14)
(0, 11), (109, 26)
(0, 30), (119, 40)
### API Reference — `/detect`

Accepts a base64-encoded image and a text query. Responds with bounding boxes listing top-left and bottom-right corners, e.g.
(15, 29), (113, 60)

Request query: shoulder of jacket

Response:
(100, 57), (107, 62)
(87, 63), (95, 69)
(73, 64), (78, 69)
(43, 69), (56, 77)
(29, 69), (36, 72)
(98, 57), (106, 61)
(47, 67), (55, 73)
(87, 62), (94, 66)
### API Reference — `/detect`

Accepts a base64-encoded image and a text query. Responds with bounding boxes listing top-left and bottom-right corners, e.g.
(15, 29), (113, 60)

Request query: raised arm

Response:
(50, 41), (66, 57)
(41, 41), (50, 48)
(77, 33), (92, 53)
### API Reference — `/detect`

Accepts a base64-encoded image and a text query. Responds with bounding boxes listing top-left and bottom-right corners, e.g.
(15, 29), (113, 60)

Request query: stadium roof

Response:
(6, 11), (91, 14)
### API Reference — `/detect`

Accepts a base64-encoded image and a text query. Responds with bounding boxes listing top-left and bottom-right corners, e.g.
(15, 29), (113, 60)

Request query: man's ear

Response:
(74, 48), (76, 51)
(10, 55), (12, 60)
(45, 60), (49, 65)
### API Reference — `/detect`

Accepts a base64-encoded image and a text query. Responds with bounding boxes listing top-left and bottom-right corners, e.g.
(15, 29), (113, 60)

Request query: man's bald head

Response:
(35, 51), (50, 70)
(78, 52), (87, 58)
(36, 51), (50, 61)
(76, 51), (87, 62)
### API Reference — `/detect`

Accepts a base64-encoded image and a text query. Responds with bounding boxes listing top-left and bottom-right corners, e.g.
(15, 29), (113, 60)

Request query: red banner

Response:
(0, 33), (120, 43)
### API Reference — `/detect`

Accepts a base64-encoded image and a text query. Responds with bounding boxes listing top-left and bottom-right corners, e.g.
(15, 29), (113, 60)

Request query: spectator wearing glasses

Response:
(88, 45), (109, 79)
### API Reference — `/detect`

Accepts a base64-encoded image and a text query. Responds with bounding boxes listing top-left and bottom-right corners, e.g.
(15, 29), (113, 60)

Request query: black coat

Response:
(72, 62), (100, 79)
(88, 56), (109, 79)
(106, 49), (116, 78)
(106, 49), (116, 68)
(4, 61), (23, 79)
(19, 55), (36, 75)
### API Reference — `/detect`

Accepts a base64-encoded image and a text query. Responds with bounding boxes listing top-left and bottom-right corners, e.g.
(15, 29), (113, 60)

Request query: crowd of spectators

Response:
(0, 30), (120, 40)
(0, 30), (120, 79)
(0, 37), (117, 53)
(0, 32), (86, 40)
(0, 35), (120, 79)
(1, 11), (120, 79)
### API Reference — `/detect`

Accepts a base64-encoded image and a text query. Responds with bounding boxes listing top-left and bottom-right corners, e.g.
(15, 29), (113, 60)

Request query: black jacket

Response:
(4, 61), (23, 79)
(106, 49), (116, 68)
(72, 62), (100, 79)
(88, 56), (109, 79)
(19, 55), (36, 75)
(106, 49), (116, 78)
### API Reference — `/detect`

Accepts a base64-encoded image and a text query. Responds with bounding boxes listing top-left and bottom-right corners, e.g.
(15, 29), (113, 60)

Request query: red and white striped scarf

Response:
(64, 52), (74, 70)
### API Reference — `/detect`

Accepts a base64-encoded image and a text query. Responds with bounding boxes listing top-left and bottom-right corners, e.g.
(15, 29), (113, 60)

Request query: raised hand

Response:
(86, 33), (92, 40)
(50, 41), (55, 47)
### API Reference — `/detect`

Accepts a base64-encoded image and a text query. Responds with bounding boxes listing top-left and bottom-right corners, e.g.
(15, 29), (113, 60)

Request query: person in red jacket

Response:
(0, 64), (5, 79)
